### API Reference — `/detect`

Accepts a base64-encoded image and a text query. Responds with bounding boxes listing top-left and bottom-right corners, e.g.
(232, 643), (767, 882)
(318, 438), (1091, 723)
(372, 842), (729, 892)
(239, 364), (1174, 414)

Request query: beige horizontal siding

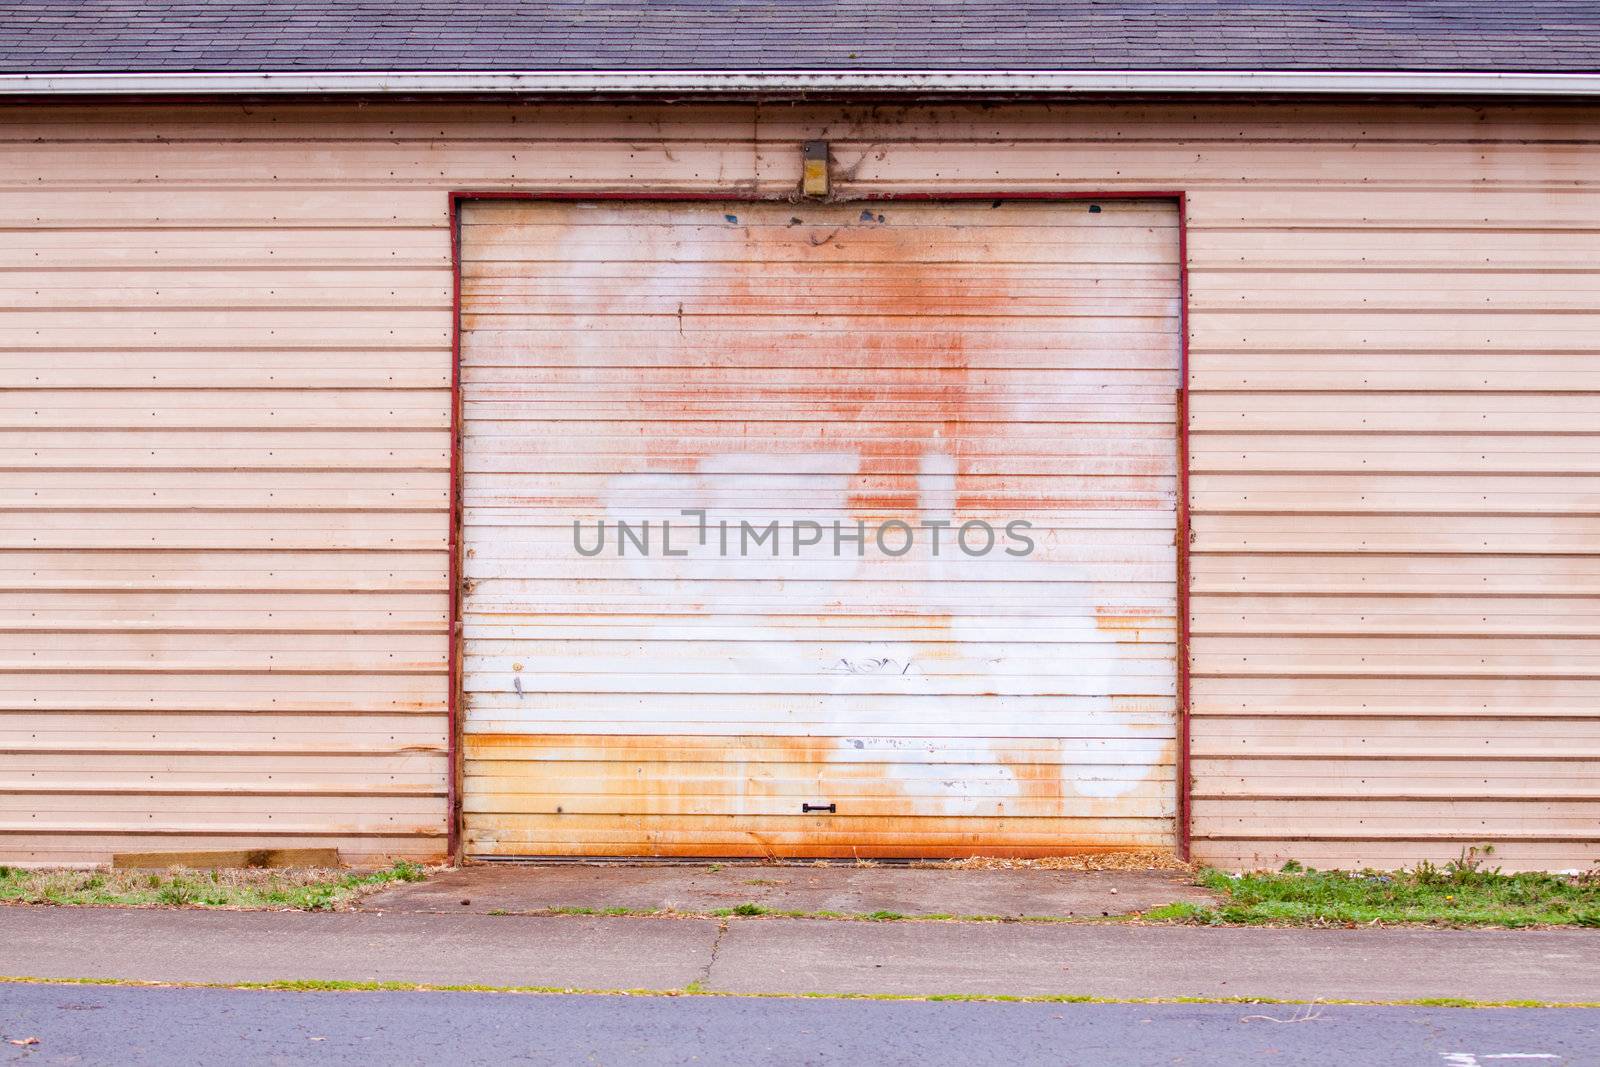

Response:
(0, 98), (1596, 867)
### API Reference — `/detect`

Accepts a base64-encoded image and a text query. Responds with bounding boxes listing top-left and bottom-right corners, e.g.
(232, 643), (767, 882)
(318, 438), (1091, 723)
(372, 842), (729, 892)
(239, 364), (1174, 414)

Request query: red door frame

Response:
(445, 189), (1192, 862)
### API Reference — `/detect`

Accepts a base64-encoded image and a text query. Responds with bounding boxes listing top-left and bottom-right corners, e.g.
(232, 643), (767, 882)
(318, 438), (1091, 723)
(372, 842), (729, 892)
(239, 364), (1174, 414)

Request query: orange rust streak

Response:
(465, 732), (1161, 858)
(715, 217), (983, 523)
(460, 838), (1159, 861)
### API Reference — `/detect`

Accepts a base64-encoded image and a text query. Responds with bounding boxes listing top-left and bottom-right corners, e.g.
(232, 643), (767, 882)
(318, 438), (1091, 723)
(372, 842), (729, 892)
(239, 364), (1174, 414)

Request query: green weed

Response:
(0, 861), (429, 912)
(1166, 848), (1600, 928)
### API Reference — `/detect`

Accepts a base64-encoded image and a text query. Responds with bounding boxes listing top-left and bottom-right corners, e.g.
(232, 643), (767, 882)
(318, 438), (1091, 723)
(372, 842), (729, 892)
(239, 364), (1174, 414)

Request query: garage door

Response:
(458, 199), (1181, 858)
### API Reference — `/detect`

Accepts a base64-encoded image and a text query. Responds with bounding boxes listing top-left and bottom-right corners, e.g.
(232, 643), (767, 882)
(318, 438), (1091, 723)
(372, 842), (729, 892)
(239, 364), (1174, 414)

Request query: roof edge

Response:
(3, 69), (1600, 97)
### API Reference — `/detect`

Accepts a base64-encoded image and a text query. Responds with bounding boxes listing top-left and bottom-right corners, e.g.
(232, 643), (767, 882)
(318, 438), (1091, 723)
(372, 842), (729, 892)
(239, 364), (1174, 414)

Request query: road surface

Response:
(2, 984), (1596, 1066)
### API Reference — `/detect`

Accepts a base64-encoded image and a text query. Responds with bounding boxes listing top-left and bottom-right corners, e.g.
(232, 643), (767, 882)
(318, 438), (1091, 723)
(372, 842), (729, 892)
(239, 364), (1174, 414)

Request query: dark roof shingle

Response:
(1, 0), (1597, 75)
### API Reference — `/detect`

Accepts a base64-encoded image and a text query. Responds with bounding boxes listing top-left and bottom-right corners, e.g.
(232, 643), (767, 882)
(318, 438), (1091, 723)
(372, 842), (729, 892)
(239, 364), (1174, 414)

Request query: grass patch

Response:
(0, 861), (427, 912)
(1167, 850), (1600, 928)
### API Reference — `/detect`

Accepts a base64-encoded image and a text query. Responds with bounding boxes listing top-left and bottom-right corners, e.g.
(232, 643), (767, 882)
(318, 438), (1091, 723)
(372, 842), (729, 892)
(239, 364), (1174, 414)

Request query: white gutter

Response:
(1, 69), (1599, 96)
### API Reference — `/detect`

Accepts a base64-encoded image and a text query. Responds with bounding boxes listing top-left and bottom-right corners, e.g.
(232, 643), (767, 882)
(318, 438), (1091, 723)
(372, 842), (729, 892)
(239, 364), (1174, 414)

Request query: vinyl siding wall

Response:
(1, 99), (1596, 869)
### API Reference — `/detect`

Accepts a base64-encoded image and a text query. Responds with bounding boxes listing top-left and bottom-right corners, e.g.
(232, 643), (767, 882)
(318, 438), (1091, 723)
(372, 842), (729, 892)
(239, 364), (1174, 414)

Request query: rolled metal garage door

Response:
(458, 198), (1181, 858)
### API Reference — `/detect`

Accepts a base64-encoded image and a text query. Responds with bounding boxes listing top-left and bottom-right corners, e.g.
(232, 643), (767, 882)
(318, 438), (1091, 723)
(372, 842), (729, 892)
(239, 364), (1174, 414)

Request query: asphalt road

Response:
(1, 985), (1597, 1066)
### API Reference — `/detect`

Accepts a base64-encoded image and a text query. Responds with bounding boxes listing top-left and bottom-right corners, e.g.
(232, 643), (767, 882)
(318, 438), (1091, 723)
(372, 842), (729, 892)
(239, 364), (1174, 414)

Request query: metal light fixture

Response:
(801, 140), (829, 198)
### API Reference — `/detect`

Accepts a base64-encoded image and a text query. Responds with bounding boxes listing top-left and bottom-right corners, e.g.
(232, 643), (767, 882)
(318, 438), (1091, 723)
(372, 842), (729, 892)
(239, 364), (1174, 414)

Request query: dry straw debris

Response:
(915, 850), (1193, 873)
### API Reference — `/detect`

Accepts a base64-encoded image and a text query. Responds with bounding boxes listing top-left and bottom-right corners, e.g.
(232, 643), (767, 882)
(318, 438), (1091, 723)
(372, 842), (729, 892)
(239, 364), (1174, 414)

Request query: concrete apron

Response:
(359, 863), (1215, 918)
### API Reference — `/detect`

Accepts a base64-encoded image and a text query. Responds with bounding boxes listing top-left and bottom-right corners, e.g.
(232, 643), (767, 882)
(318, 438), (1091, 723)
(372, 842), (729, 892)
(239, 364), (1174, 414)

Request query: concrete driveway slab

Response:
(707, 921), (1600, 1002)
(0, 909), (715, 990)
(1, 908), (1594, 1004)
(361, 863), (1211, 918)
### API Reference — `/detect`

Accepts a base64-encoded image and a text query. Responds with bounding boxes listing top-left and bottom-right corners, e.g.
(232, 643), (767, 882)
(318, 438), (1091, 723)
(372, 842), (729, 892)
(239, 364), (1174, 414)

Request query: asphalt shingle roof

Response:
(1, 1), (1597, 75)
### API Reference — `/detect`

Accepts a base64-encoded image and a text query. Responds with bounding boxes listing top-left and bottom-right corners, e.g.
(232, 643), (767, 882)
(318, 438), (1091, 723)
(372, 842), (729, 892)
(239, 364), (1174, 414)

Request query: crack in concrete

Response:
(694, 918), (730, 990)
